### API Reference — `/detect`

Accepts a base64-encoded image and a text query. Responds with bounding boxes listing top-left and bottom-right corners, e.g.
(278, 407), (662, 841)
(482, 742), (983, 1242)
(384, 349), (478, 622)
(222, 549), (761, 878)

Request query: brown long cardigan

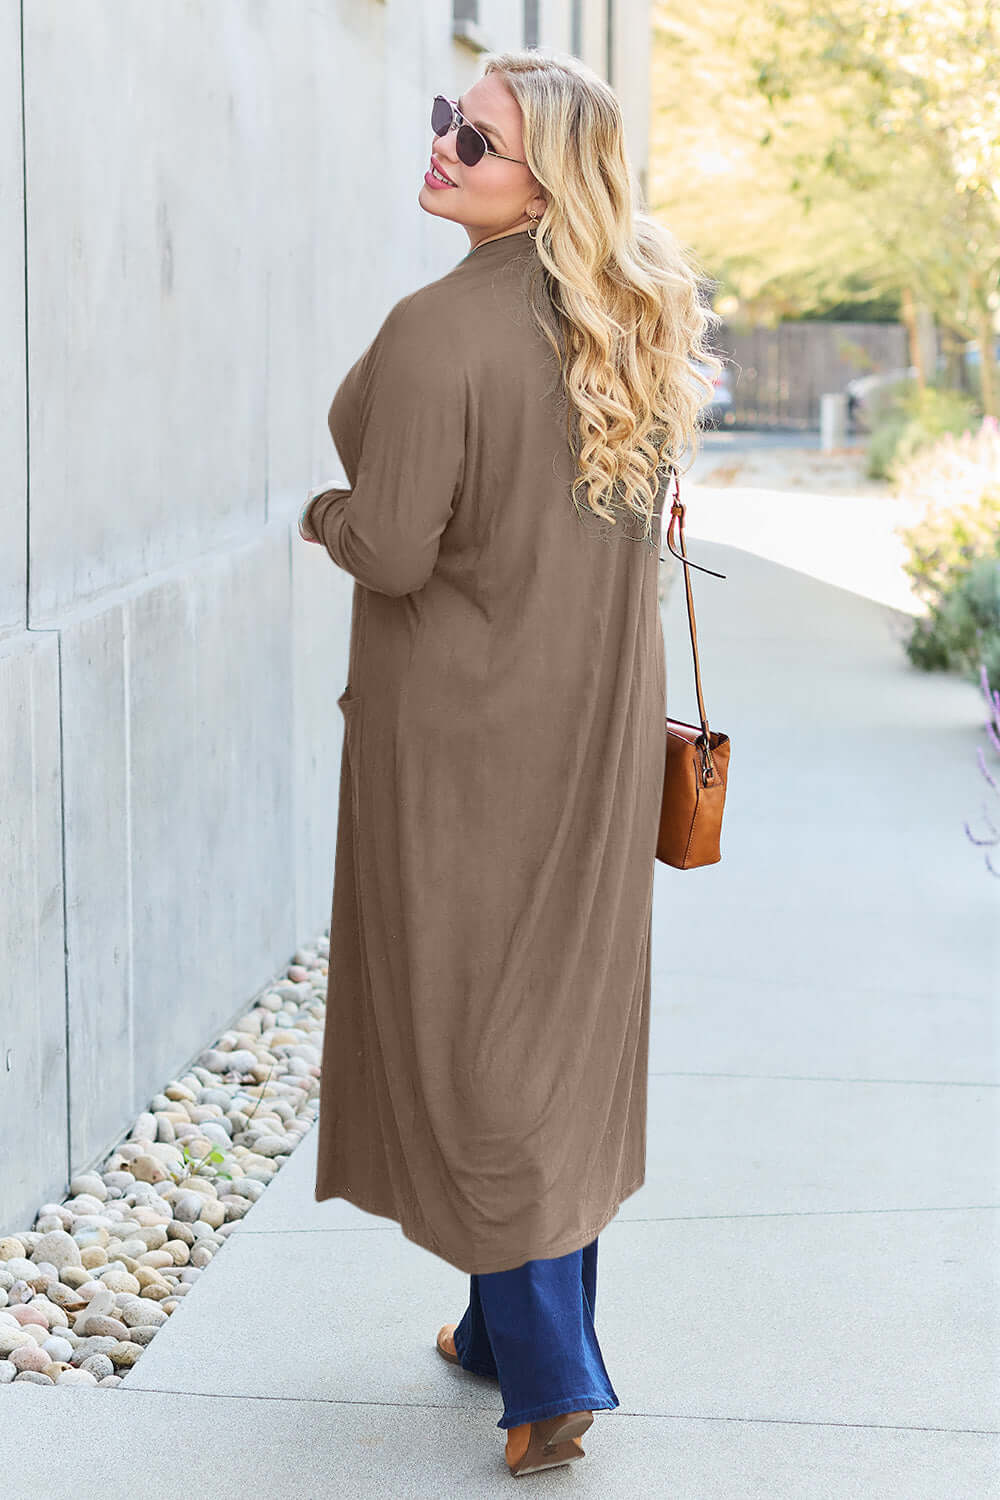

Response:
(307, 227), (666, 1275)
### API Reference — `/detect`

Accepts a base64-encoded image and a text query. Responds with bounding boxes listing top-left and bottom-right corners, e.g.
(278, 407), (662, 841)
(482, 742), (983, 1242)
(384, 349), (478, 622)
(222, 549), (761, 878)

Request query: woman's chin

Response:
(418, 182), (462, 218)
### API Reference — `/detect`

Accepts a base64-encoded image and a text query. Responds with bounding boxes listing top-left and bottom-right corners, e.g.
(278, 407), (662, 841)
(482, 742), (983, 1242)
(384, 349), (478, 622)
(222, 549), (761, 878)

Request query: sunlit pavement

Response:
(678, 428), (924, 615)
(651, 428), (999, 1495)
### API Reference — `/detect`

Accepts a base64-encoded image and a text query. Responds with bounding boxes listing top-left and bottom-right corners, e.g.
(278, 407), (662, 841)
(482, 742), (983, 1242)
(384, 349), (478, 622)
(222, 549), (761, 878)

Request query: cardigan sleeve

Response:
(306, 293), (467, 597)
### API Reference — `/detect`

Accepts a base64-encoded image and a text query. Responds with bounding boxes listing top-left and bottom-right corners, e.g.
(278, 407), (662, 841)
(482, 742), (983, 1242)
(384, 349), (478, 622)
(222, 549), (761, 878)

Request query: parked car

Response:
(844, 368), (915, 432)
(693, 360), (734, 427)
(960, 338), (1000, 368)
(960, 338), (1000, 401)
(846, 340), (1000, 430)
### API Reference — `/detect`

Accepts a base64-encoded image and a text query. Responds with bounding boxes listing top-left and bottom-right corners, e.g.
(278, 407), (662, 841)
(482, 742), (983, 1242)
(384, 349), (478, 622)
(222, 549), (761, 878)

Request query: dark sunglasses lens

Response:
(456, 125), (484, 166)
(431, 96), (485, 167)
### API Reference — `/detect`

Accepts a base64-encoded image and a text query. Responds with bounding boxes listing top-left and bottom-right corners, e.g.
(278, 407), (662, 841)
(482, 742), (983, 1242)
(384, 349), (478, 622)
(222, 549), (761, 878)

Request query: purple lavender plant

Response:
(965, 662), (1000, 877)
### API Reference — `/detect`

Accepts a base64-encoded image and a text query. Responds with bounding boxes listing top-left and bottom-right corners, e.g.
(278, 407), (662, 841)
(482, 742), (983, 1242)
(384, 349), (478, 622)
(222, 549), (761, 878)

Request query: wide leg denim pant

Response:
(450, 1234), (620, 1430)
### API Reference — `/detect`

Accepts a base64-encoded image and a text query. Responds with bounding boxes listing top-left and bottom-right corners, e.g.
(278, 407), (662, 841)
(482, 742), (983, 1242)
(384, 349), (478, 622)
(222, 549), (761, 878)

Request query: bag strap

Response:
(659, 468), (727, 778)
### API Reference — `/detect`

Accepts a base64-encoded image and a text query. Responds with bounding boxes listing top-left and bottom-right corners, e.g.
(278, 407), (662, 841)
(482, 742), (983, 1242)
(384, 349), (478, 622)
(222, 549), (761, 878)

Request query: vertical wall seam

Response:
(263, 266), (270, 525)
(606, 0), (614, 86)
(19, 0), (29, 627)
(288, 515), (297, 938)
(27, 654), (40, 1141)
(122, 613), (135, 1109)
(55, 633), (72, 1189)
(19, 2), (72, 1193)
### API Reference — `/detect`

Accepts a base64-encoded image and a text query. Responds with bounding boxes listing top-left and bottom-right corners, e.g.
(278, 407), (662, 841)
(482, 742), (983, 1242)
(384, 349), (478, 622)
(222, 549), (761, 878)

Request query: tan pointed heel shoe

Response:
(505, 1409), (592, 1476)
(436, 1323), (461, 1365)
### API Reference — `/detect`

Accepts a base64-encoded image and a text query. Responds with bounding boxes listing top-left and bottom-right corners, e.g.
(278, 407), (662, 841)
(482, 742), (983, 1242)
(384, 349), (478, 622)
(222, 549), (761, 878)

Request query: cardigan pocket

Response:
(337, 688), (363, 828)
(336, 687), (372, 1020)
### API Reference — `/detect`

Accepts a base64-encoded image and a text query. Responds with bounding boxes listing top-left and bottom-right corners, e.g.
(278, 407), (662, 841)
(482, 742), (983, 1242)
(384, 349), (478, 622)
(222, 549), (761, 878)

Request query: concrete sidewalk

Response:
(3, 531), (998, 1496)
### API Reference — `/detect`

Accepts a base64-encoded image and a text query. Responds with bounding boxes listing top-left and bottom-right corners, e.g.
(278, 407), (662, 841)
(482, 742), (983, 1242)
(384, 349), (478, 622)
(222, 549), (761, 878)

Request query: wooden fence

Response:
(714, 321), (909, 429)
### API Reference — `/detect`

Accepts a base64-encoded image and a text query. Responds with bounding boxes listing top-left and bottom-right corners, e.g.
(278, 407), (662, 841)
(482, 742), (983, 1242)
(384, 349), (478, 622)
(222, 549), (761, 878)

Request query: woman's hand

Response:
(298, 496), (320, 543)
(301, 479), (352, 544)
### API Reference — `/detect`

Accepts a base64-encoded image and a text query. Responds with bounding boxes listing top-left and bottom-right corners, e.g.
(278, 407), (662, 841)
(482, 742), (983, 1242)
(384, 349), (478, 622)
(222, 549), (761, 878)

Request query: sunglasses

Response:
(431, 95), (528, 168)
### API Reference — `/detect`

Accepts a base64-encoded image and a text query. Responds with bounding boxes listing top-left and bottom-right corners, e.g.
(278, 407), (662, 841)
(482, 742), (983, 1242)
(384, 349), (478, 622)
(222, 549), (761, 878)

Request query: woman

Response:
(300, 49), (717, 1478)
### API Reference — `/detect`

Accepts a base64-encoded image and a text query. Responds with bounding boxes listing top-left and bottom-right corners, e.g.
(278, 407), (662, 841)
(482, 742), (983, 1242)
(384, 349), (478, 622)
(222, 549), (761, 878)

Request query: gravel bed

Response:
(0, 935), (329, 1387)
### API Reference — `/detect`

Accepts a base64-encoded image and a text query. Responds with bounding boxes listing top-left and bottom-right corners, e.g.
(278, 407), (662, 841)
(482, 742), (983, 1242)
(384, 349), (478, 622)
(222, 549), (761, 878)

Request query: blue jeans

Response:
(451, 1235), (620, 1430)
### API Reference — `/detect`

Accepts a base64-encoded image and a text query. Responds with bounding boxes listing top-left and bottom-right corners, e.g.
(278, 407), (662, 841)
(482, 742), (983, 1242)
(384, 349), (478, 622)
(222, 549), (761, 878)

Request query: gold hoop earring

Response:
(527, 210), (539, 241)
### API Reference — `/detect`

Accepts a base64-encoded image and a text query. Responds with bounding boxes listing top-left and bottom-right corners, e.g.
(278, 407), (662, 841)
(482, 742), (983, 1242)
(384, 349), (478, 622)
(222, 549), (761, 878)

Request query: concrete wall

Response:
(0, 0), (651, 1231)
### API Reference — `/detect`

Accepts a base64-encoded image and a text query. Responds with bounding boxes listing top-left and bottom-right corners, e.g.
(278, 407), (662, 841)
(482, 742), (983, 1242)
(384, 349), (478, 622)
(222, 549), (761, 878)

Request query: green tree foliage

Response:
(652, 1), (1000, 409)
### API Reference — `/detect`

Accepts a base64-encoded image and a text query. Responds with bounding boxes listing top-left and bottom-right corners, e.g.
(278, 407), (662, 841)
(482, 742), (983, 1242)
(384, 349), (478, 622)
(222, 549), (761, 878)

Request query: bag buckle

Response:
(697, 734), (716, 785)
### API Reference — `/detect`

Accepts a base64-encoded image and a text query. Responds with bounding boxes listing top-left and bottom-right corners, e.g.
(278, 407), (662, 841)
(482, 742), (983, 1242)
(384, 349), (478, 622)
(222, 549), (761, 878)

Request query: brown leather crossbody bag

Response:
(656, 471), (731, 869)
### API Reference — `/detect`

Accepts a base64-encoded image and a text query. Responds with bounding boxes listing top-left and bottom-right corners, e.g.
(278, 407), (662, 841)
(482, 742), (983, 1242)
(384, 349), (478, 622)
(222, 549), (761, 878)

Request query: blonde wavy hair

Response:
(483, 50), (721, 545)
